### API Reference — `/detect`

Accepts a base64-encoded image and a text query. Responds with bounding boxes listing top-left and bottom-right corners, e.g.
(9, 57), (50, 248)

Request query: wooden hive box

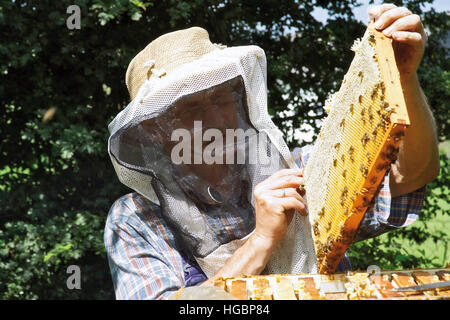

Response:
(212, 268), (450, 300)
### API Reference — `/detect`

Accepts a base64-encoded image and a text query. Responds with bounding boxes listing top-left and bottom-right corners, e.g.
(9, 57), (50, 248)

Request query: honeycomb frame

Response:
(304, 23), (410, 273)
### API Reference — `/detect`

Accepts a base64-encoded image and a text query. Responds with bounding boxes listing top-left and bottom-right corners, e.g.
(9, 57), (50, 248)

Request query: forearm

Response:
(389, 73), (439, 197)
(201, 234), (275, 286)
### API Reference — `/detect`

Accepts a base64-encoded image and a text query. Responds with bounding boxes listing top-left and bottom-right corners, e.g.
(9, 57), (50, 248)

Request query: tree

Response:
(0, 0), (448, 299)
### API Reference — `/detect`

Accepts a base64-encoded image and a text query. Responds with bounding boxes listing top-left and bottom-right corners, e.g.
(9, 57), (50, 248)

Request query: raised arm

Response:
(369, 4), (440, 197)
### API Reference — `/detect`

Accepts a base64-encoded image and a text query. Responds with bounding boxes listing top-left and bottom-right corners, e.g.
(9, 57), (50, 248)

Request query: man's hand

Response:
(201, 168), (307, 286)
(253, 169), (307, 246)
(369, 3), (427, 80)
(368, 4), (439, 197)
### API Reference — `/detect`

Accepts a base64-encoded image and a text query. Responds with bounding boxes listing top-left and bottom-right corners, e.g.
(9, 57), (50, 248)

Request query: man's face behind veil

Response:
(140, 76), (255, 202)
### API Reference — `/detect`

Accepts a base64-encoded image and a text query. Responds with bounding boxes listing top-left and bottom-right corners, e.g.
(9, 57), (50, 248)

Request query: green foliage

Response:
(0, 0), (448, 299)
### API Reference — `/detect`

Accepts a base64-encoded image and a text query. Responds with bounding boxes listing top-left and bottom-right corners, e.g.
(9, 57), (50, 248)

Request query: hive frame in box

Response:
(304, 23), (410, 274)
(212, 268), (450, 300)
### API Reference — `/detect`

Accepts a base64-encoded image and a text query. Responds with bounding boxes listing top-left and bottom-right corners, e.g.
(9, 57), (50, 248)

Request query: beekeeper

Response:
(104, 4), (439, 299)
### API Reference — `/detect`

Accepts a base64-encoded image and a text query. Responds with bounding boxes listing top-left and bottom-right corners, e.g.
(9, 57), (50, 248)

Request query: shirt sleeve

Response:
(291, 146), (426, 243)
(104, 196), (185, 300)
(354, 173), (426, 242)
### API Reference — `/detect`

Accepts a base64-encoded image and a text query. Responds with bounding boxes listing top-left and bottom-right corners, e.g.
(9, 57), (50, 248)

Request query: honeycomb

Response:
(303, 24), (410, 273)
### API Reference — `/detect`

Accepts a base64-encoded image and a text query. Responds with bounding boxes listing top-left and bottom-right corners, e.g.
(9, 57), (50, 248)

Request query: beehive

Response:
(303, 24), (410, 273)
(212, 268), (450, 300)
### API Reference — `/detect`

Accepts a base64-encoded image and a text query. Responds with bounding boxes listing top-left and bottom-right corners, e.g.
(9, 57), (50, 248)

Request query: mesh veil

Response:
(108, 45), (318, 277)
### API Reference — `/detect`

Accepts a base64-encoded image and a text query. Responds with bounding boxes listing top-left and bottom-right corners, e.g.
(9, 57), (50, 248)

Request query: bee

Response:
(368, 107), (374, 123)
(350, 104), (354, 114)
(341, 154), (345, 162)
(318, 208), (325, 217)
(358, 95), (363, 104)
(348, 146), (355, 155)
(371, 128), (378, 141)
(342, 169), (347, 179)
(381, 112), (392, 126)
(361, 133), (370, 147)
(343, 186), (349, 194)
(387, 150), (399, 162)
(380, 117), (390, 130)
(360, 164), (368, 178)
(358, 71), (364, 82)
(366, 152), (371, 161)
(334, 158), (338, 166)
(339, 118), (345, 128)
(334, 143), (340, 150)
(371, 87), (378, 99)
(326, 221), (332, 232)
(386, 108), (395, 117)
(313, 222), (320, 237)
(317, 253), (324, 262)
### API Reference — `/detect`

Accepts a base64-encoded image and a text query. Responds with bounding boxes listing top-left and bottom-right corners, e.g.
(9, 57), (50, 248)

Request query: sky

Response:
(312, 0), (450, 24)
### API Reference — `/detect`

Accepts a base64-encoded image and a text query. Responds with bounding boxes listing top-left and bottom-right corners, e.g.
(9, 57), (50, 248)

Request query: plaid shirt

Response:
(104, 146), (426, 300)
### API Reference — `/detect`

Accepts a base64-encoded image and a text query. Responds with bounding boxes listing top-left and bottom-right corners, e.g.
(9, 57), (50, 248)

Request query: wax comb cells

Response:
(303, 24), (410, 273)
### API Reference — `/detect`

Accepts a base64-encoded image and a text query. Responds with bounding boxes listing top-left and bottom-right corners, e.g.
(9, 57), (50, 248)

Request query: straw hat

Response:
(125, 27), (223, 100)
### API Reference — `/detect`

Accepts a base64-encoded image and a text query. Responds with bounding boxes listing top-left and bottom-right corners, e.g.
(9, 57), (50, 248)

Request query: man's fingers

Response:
(373, 6), (412, 30)
(275, 197), (307, 216)
(368, 3), (397, 21)
(391, 31), (424, 47)
(381, 14), (421, 37)
(255, 169), (303, 190)
(268, 187), (304, 202)
(265, 175), (304, 190)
